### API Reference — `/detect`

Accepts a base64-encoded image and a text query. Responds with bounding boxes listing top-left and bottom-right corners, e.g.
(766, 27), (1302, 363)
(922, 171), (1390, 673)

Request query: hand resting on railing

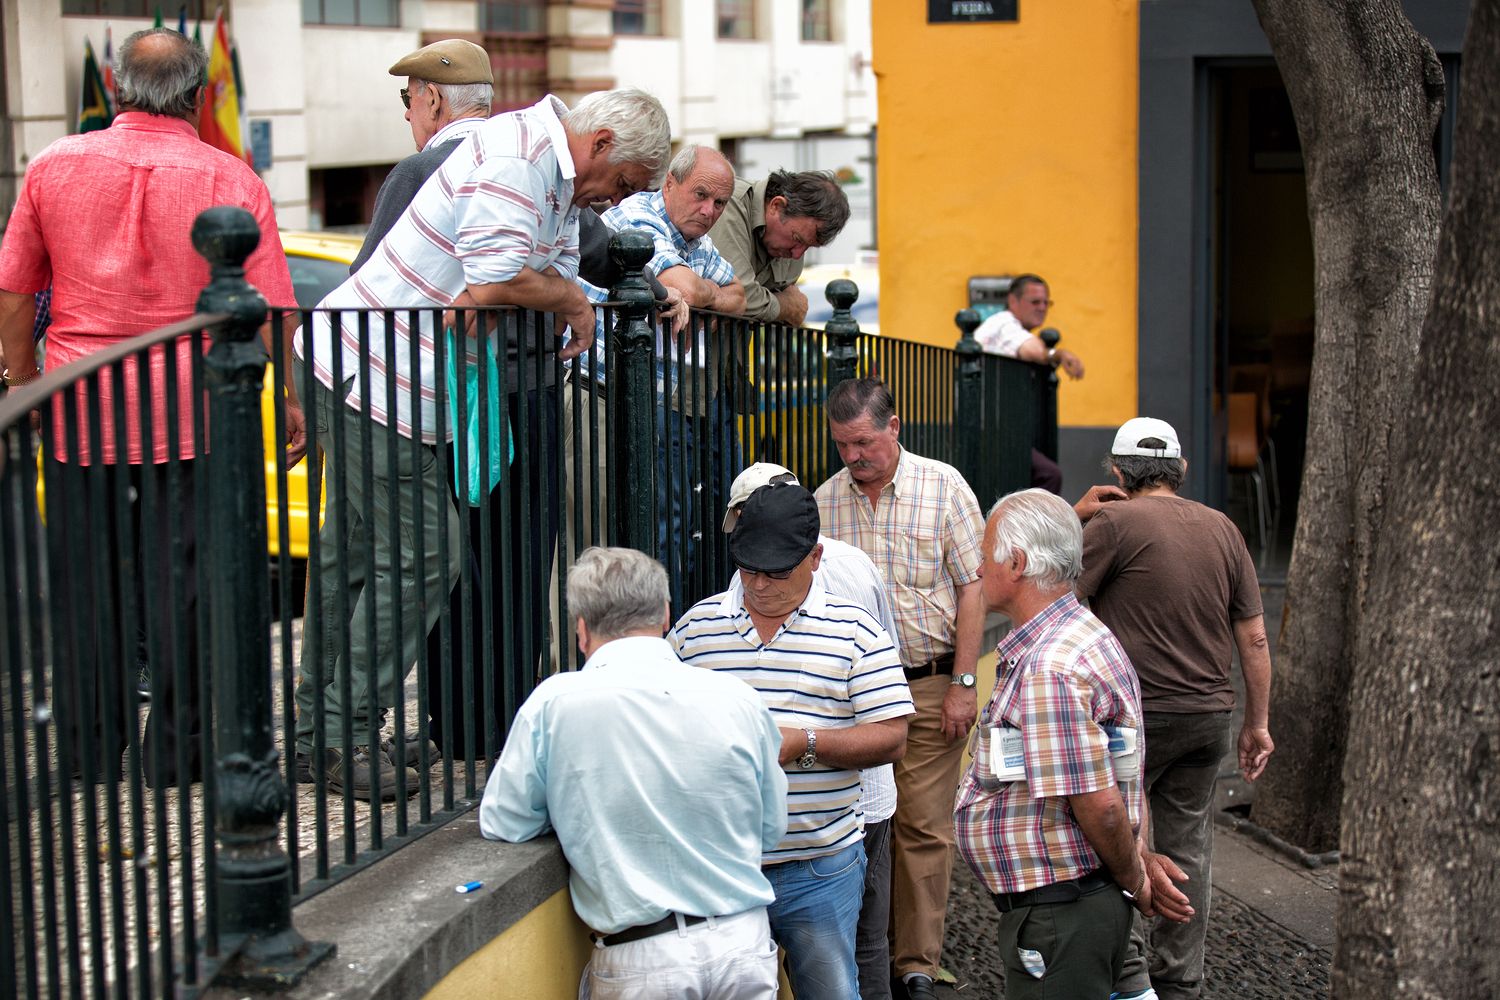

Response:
(446, 273), (597, 361)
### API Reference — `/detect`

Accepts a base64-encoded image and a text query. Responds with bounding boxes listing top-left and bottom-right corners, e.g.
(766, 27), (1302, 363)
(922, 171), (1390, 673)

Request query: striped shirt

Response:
(295, 97), (580, 443)
(574, 189), (736, 389)
(669, 576), (914, 863)
(815, 448), (985, 668)
(954, 593), (1145, 894)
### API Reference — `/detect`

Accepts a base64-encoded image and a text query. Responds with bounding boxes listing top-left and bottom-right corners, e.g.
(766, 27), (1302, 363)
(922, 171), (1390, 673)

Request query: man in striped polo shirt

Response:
(670, 482), (915, 1000)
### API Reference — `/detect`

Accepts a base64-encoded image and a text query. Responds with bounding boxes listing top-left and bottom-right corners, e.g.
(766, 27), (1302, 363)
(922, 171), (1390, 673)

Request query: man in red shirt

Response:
(0, 27), (301, 786)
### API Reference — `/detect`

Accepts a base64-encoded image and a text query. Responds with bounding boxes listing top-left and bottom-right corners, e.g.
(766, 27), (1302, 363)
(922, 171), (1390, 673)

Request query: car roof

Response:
(280, 229), (364, 265)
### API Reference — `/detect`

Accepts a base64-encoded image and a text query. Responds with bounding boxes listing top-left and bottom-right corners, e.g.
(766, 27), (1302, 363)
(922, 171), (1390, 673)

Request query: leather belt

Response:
(591, 912), (708, 947)
(904, 651), (956, 682)
(990, 868), (1116, 913)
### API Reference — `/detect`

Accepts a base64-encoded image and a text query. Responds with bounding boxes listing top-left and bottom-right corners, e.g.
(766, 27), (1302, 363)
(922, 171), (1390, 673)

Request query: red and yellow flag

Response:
(198, 11), (250, 164)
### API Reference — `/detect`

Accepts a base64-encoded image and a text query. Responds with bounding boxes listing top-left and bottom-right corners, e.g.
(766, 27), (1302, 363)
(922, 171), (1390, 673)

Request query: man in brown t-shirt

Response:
(1073, 417), (1275, 1000)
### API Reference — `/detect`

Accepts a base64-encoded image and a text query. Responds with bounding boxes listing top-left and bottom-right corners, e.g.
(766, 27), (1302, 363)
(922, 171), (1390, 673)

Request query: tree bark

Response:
(1248, 0), (1446, 851)
(1336, 0), (1500, 992)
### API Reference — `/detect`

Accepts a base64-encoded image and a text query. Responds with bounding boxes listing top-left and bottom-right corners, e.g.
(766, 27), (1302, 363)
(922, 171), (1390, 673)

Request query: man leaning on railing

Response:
(0, 27), (301, 788)
(291, 88), (672, 798)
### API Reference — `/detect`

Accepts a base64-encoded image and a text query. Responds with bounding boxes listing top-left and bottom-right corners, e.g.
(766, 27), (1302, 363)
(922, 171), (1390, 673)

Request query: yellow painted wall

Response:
(425, 889), (594, 1000)
(872, 1), (1140, 428)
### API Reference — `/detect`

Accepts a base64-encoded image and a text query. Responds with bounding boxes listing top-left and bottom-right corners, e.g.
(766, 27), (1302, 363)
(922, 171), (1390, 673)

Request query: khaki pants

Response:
(890, 673), (970, 977)
(548, 382), (609, 674)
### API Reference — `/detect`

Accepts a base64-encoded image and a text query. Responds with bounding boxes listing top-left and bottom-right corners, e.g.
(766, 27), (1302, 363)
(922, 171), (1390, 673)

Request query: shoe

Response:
(382, 734), (438, 770)
(299, 746), (417, 802)
(1111, 990), (1160, 1000)
(904, 974), (937, 1000)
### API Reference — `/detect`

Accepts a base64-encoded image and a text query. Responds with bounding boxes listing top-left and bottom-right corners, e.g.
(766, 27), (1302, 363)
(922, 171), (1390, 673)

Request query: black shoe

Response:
(904, 974), (938, 1000)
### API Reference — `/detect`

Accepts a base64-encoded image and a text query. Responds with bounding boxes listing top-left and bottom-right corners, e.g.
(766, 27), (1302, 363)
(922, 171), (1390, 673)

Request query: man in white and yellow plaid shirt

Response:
(814, 376), (987, 1000)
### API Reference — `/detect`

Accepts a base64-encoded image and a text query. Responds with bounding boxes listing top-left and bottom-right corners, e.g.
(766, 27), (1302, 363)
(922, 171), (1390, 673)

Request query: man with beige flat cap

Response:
(350, 38), (495, 272)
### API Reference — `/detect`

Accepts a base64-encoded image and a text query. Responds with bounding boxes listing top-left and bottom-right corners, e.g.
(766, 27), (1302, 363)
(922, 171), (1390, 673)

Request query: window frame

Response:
(715, 0), (756, 40)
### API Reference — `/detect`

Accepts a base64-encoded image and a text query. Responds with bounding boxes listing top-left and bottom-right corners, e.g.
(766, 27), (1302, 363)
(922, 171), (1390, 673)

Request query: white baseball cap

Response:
(722, 462), (800, 532)
(1111, 417), (1182, 458)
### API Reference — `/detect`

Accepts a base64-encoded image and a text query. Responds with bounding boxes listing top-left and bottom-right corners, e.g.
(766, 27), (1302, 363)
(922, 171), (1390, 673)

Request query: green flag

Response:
(153, 5), (163, 28)
(78, 38), (113, 134)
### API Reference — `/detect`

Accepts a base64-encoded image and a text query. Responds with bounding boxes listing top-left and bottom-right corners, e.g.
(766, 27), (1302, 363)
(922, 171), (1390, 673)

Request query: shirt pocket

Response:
(897, 530), (942, 591)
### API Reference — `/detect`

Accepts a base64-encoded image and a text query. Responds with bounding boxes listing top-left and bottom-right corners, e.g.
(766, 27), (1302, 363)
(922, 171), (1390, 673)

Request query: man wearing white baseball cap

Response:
(1074, 417), (1275, 1000)
(723, 462), (909, 1000)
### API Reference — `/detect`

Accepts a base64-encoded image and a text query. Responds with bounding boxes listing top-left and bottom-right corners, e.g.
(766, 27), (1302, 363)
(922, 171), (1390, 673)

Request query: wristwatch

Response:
(796, 729), (817, 770)
(951, 672), (977, 689)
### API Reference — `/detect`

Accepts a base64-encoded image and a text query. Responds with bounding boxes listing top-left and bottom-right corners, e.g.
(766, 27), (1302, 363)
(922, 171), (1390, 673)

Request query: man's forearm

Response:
(712, 279), (747, 315)
(778, 718), (908, 769)
(953, 580), (985, 672)
(739, 279), (781, 323)
(1070, 787), (1144, 889)
(659, 266), (718, 309)
(468, 267), (587, 315)
(1234, 615), (1273, 728)
(0, 290), (38, 376)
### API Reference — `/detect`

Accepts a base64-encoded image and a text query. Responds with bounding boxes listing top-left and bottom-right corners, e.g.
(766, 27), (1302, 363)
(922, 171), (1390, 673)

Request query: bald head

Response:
(116, 28), (206, 120)
(662, 145), (736, 240)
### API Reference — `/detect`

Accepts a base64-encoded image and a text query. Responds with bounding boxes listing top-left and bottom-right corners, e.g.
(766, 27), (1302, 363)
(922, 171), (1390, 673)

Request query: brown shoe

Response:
(309, 746), (417, 801)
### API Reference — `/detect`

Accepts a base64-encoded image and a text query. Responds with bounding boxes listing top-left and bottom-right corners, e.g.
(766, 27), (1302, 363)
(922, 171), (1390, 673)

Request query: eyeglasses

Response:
(737, 564), (797, 581)
(400, 87), (413, 109)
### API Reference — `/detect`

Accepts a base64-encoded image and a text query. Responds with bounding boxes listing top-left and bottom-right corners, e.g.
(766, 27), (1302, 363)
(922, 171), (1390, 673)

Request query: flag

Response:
(102, 25), (116, 104)
(193, 19), (202, 48)
(77, 38), (113, 134)
(177, 5), (187, 36)
(153, 5), (163, 28)
(198, 11), (249, 164)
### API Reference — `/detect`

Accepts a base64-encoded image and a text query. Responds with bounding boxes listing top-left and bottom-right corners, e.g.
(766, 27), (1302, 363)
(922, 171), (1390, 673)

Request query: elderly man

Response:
(1074, 418), (1275, 1000)
(707, 169), (850, 326)
(956, 489), (1165, 999)
(481, 547), (786, 999)
(815, 377), (985, 1000)
(293, 89), (670, 798)
(0, 27), (299, 787)
(348, 39), (494, 272)
(721, 462), (906, 1000)
(972, 273), (1085, 494)
(671, 482), (914, 1000)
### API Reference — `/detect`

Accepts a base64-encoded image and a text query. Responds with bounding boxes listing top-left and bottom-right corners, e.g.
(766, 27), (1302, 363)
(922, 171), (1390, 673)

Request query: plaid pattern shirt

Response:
(954, 593), (1145, 894)
(814, 448), (984, 669)
(574, 190), (735, 387)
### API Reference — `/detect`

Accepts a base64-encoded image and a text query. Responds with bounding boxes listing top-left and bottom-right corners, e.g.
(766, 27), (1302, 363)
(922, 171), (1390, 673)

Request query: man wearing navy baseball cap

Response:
(671, 481), (915, 1000)
(1075, 417), (1275, 1000)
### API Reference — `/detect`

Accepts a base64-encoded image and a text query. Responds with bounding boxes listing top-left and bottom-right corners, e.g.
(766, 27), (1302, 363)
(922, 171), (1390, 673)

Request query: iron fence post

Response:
(607, 231), (657, 556)
(823, 278), (861, 481)
(193, 207), (334, 988)
(1037, 326), (1061, 459)
(954, 308), (985, 493)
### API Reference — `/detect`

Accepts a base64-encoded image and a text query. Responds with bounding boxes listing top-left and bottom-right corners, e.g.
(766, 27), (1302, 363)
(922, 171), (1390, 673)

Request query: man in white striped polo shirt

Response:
(292, 89), (671, 799)
(671, 482), (915, 1000)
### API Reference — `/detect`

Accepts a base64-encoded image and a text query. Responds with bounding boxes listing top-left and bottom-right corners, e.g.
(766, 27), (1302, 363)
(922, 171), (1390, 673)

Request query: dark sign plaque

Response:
(928, 0), (1018, 23)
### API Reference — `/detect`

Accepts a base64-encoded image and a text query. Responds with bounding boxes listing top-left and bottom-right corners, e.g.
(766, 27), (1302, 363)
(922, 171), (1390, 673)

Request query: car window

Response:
(286, 254), (353, 310)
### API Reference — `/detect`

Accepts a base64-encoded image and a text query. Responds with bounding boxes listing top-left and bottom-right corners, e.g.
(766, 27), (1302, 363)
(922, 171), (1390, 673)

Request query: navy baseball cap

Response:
(728, 483), (820, 575)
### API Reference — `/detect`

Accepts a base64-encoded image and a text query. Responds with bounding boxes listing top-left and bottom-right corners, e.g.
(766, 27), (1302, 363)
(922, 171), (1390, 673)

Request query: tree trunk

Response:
(1248, 0), (1446, 851)
(1336, 0), (1500, 992)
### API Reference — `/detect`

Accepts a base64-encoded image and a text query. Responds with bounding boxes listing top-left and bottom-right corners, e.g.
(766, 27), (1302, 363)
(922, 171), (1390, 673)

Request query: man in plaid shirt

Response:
(955, 489), (1189, 999)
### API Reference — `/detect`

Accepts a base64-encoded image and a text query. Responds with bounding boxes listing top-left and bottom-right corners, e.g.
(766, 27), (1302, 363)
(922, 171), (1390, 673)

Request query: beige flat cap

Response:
(389, 39), (493, 85)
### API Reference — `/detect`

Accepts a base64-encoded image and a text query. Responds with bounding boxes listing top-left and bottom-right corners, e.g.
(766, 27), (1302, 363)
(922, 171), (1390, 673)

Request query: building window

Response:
(302, 0), (398, 27)
(614, 0), (663, 36)
(481, 0), (546, 35)
(717, 0), (755, 40)
(64, 0), (213, 16)
(801, 0), (831, 42)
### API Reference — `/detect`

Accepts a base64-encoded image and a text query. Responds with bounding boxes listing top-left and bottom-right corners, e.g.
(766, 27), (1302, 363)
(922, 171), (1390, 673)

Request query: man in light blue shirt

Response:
(480, 546), (786, 998)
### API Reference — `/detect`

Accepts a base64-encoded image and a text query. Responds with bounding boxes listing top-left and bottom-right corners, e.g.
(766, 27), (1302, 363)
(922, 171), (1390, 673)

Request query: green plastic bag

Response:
(445, 327), (511, 506)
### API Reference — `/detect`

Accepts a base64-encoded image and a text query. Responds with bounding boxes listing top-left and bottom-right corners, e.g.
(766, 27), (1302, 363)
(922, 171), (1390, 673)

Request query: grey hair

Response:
(987, 489), (1083, 589)
(415, 79), (494, 117)
(563, 89), (672, 184)
(1108, 448), (1186, 494)
(116, 28), (207, 120)
(567, 547), (670, 640)
(666, 144), (731, 183)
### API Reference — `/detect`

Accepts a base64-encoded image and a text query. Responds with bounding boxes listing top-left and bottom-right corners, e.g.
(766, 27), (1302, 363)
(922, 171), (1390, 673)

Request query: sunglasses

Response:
(399, 85), (426, 110)
(737, 563), (797, 581)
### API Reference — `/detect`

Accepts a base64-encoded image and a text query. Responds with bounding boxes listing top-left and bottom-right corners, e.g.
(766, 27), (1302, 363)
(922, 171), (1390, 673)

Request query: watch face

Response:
(797, 752), (816, 769)
(954, 672), (976, 688)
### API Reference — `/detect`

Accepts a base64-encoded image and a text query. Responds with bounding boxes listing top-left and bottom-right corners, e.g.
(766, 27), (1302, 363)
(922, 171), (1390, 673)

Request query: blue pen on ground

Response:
(456, 881), (484, 894)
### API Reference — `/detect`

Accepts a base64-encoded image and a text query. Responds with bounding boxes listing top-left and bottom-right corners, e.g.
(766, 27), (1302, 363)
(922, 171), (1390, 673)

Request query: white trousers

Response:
(579, 907), (779, 1000)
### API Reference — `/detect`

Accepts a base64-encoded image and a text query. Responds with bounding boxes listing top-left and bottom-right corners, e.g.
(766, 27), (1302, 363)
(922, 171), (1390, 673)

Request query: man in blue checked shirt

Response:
(566, 144), (746, 579)
(671, 482), (915, 1000)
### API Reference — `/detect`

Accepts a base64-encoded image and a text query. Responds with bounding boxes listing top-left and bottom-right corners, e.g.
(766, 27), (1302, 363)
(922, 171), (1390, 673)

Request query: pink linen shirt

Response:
(0, 112), (294, 464)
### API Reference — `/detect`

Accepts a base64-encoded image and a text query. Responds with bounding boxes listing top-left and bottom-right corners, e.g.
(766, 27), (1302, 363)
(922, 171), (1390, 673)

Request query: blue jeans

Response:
(763, 841), (867, 1000)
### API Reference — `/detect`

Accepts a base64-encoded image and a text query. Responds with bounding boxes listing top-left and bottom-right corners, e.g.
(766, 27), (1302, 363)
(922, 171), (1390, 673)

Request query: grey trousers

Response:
(294, 366), (461, 752)
(997, 880), (1133, 999)
(1115, 710), (1234, 1000)
(856, 817), (893, 1000)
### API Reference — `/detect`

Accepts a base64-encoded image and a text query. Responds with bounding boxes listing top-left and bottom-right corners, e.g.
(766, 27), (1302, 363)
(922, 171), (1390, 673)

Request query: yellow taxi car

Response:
(266, 230), (364, 561)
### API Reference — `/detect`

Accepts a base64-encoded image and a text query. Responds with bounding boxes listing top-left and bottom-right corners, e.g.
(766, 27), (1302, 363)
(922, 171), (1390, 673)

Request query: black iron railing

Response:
(0, 208), (1058, 998)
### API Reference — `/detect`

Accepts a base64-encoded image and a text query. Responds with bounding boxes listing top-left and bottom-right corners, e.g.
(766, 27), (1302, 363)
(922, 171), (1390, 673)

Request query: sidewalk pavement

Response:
(934, 822), (1335, 998)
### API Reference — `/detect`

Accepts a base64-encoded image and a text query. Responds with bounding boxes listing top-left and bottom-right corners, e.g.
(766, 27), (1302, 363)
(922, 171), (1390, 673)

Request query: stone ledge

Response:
(206, 813), (568, 999)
